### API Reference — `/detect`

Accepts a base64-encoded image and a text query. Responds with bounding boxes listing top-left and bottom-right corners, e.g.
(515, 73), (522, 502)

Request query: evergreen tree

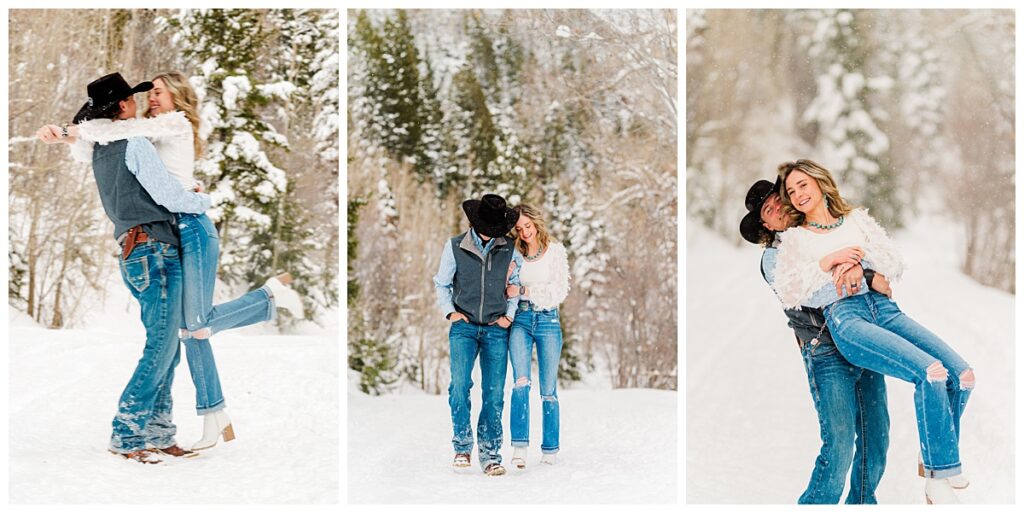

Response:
(172, 9), (301, 295)
(803, 9), (899, 227)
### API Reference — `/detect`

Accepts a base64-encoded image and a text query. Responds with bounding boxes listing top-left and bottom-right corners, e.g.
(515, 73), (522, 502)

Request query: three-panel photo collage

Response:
(3, 4), (1018, 509)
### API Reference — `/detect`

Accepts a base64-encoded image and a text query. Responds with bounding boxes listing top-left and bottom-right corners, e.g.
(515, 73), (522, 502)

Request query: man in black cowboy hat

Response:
(741, 178), (893, 503)
(38, 72), (210, 464)
(433, 193), (524, 476)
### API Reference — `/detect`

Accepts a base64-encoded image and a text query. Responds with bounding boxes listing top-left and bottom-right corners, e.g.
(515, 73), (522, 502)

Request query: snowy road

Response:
(348, 382), (677, 504)
(8, 297), (339, 503)
(685, 219), (1015, 504)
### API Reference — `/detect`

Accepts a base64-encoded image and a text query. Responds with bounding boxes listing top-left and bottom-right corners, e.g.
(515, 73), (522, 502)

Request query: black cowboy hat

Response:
(462, 194), (518, 238)
(72, 73), (153, 124)
(739, 177), (782, 245)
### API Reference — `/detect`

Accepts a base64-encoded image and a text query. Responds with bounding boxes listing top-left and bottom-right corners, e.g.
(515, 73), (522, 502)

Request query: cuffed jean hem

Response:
(511, 440), (529, 448)
(196, 400), (226, 415)
(541, 447), (559, 454)
(923, 464), (962, 479)
(260, 285), (278, 321)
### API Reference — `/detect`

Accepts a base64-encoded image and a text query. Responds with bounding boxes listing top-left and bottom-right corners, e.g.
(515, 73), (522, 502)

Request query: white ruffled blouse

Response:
(70, 111), (197, 190)
(519, 241), (571, 310)
(773, 208), (904, 309)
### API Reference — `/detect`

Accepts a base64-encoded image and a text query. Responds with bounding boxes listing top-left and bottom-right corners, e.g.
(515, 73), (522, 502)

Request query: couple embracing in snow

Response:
(36, 72), (303, 464)
(740, 159), (975, 504)
(433, 194), (571, 476)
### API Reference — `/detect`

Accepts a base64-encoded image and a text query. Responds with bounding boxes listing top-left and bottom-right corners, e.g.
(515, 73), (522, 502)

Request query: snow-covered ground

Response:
(348, 371), (677, 503)
(8, 272), (339, 504)
(685, 217), (1015, 504)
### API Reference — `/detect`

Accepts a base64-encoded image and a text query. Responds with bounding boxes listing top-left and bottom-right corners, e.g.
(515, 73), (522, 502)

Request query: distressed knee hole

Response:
(926, 361), (948, 382)
(515, 377), (530, 388)
(542, 395), (557, 403)
(190, 327), (212, 340)
(959, 369), (975, 390)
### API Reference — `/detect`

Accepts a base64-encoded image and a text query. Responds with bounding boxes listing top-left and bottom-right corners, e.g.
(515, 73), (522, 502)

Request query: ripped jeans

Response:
(826, 292), (973, 478)
(509, 302), (563, 454)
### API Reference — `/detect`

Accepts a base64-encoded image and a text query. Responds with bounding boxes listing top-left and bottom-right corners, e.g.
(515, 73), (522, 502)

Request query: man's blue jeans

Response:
(448, 320), (509, 469)
(177, 213), (276, 415)
(110, 241), (184, 453)
(826, 292), (973, 478)
(798, 335), (889, 504)
(509, 302), (562, 454)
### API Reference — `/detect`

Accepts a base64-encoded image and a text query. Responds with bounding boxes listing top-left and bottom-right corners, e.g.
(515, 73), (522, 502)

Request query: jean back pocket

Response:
(120, 254), (150, 294)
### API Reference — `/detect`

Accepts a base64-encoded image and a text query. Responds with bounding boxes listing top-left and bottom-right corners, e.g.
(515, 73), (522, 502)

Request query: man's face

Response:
(759, 193), (789, 232)
(117, 95), (137, 120)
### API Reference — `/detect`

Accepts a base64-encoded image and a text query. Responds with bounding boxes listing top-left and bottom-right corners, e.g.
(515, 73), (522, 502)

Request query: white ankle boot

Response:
(925, 478), (960, 504)
(512, 447), (527, 469)
(919, 453), (969, 489)
(191, 409), (235, 451)
(265, 273), (303, 318)
(541, 452), (557, 465)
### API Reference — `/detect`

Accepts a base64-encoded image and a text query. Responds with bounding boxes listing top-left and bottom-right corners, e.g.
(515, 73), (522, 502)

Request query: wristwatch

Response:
(60, 123), (69, 138)
(863, 269), (877, 290)
(518, 285), (525, 295)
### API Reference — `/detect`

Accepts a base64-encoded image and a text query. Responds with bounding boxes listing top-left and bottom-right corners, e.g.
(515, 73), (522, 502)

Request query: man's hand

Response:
(506, 284), (526, 298)
(871, 273), (893, 298)
(833, 263), (865, 297)
(448, 312), (468, 323)
(496, 316), (512, 328)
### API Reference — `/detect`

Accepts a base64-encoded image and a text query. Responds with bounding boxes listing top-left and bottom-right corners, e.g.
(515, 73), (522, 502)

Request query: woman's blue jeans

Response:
(798, 335), (889, 504)
(177, 214), (275, 415)
(825, 292), (972, 478)
(509, 302), (563, 454)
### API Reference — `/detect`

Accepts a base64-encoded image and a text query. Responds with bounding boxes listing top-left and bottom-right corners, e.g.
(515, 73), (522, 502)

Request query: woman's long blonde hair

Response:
(777, 159), (855, 226)
(512, 204), (551, 256)
(145, 71), (202, 158)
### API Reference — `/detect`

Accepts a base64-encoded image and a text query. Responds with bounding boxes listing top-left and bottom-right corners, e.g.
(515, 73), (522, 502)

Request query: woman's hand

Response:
(819, 246), (864, 272)
(35, 125), (62, 144)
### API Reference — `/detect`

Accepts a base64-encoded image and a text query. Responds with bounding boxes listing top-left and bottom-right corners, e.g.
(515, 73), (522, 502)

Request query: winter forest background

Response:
(8, 9), (340, 328)
(348, 9), (677, 395)
(687, 9), (1014, 292)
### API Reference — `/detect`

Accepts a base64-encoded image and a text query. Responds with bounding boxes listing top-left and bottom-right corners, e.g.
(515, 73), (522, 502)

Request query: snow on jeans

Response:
(825, 291), (973, 478)
(448, 320), (509, 469)
(509, 302), (562, 454)
(110, 241), (184, 453)
(798, 335), (889, 504)
(177, 213), (275, 415)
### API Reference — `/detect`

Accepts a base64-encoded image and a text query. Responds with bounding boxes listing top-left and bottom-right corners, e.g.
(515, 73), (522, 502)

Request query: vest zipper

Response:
(479, 251), (488, 322)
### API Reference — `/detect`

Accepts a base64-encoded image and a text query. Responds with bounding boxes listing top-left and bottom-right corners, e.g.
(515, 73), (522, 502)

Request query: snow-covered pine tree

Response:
(802, 9), (900, 228)
(170, 9), (298, 296)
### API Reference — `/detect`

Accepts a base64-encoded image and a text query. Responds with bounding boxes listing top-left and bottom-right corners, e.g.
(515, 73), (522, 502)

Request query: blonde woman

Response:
(37, 72), (302, 454)
(505, 204), (570, 469)
(772, 159), (974, 504)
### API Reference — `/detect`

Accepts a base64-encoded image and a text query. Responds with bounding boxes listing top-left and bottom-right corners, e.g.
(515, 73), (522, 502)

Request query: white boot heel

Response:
(191, 410), (235, 451)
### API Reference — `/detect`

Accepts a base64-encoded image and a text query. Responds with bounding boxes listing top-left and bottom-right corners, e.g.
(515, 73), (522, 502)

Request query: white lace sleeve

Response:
(852, 209), (904, 282)
(528, 242), (571, 310)
(68, 138), (93, 164)
(772, 230), (833, 309)
(77, 111), (191, 144)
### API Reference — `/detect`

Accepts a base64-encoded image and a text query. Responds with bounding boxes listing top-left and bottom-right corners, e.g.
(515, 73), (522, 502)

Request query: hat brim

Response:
(73, 81), (154, 124)
(740, 209), (772, 245)
(462, 199), (518, 238)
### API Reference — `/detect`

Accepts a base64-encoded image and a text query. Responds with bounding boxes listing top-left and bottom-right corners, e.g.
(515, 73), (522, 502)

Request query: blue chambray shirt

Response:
(433, 228), (523, 320)
(125, 137), (210, 214)
(762, 243), (872, 309)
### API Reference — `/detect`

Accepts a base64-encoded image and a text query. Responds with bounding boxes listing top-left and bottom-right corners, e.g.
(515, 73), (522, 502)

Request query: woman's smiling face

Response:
(785, 169), (823, 214)
(514, 215), (537, 244)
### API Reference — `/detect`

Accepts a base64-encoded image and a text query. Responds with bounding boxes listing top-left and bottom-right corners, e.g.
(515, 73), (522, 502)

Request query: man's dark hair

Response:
(92, 99), (126, 121)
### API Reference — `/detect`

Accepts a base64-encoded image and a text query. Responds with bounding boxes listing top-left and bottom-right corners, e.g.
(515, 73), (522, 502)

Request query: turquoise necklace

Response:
(525, 245), (544, 261)
(808, 215), (844, 230)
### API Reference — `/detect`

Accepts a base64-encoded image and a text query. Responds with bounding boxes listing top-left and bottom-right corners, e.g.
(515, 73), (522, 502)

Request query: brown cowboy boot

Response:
(150, 445), (199, 458)
(109, 449), (162, 464)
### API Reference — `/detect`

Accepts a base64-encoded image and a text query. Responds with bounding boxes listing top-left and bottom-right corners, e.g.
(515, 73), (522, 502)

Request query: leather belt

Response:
(119, 226), (150, 260)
